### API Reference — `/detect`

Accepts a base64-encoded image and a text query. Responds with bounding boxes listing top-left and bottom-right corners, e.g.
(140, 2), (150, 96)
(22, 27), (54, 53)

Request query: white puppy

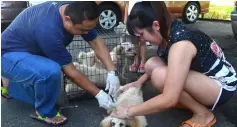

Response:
(65, 62), (108, 93)
(78, 42), (136, 69)
(100, 87), (147, 127)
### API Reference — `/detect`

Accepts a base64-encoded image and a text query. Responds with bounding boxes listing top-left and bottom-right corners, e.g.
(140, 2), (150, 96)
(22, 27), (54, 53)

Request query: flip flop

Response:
(181, 117), (216, 127)
(30, 112), (67, 126)
(1, 87), (11, 99)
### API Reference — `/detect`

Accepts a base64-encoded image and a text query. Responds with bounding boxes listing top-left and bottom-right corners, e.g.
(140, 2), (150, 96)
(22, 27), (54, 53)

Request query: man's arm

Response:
(62, 64), (100, 96)
(34, 26), (101, 97)
(89, 36), (116, 72)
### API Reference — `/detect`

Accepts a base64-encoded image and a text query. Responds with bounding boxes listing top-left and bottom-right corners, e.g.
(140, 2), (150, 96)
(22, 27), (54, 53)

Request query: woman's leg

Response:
(1, 52), (67, 124)
(129, 36), (140, 72)
(138, 42), (146, 73)
(140, 42), (146, 64)
(145, 57), (221, 126)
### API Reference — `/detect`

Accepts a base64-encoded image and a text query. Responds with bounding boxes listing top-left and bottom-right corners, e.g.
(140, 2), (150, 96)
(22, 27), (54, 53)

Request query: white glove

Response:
(95, 90), (116, 110)
(106, 71), (120, 97)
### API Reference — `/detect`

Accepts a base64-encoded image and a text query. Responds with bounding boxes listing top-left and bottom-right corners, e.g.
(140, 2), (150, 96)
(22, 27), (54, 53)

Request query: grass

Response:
(201, 4), (234, 20)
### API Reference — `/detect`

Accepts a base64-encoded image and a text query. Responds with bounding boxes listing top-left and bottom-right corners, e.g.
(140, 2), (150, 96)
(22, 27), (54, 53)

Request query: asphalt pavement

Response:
(1, 20), (237, 127)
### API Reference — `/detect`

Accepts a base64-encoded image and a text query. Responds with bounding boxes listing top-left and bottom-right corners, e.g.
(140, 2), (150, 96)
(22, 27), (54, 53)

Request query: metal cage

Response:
(62, 24), (138, 102)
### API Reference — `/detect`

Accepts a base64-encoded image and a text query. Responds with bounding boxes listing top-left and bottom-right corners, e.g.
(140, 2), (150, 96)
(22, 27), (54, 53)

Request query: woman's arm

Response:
(137, 73), (150, 85)
(128, 40), (197, 117)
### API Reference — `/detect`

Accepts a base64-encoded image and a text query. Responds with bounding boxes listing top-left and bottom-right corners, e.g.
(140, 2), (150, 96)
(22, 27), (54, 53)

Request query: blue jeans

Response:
(1, 52), (61, 117)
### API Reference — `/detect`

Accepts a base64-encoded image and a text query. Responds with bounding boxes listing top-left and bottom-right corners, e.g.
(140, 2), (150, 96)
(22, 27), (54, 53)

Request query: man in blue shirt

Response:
(1, 1), (120, 125)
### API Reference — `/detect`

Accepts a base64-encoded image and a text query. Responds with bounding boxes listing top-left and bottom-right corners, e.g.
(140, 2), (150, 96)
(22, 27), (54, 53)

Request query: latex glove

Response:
(106, 71), (120, 97)
(95, 90), (116, 110)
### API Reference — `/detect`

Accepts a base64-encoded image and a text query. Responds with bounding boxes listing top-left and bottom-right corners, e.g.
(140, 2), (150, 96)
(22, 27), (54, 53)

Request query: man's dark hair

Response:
(64, 1), (99, 24)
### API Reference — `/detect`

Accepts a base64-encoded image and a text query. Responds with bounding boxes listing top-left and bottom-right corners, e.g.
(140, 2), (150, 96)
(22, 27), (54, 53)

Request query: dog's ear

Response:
(117, 45), (124, 54)
(128, 117), (139, 127)
(100, 116), (112, 127)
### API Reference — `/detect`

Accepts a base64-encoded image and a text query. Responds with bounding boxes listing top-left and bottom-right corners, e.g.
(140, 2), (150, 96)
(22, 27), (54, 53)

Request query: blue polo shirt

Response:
(1, 1), (98, 67)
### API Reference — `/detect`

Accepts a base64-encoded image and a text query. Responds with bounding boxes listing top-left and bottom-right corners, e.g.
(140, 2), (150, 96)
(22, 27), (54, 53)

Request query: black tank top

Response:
(157, 20), (237, 87)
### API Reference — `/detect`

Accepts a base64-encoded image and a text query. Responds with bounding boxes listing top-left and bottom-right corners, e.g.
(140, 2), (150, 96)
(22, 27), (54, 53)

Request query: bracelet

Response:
(125, 106), (130, 119)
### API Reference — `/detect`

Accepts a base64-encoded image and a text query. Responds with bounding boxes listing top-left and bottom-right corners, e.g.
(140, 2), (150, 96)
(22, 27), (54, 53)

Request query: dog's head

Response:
(121, 42), (137, 57)
(112, 42), (137, 58)
(100, 116), (139, 127)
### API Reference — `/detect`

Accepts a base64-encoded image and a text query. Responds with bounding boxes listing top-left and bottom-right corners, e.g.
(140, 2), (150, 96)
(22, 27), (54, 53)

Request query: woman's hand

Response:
(110, 105), (133, 119)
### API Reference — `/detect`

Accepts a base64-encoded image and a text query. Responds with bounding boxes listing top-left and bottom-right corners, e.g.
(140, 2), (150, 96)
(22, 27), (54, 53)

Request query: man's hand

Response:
(95, 90), (116, 110)
(106, 71), (120, 97)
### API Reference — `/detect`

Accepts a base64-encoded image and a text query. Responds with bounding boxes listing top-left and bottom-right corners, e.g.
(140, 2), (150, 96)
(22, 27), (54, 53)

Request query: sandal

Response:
(1, 87), (11, 99)
(129, 63), (138, 72)
(30, 112), (67, 126)
(181, 117), (216, 127)
(1, 78), (11, 99)
(1, 85), (11, 99)
(138, 63), (145, 73)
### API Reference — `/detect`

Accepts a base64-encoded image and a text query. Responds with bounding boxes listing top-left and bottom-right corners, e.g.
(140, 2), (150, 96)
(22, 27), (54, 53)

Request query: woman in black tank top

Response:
(111, 2), (237, 127)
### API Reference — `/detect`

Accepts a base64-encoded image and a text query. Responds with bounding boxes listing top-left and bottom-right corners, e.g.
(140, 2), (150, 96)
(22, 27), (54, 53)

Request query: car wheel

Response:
(97, 4), (120, 30)
(182, 2), (200, 24)
(231, 12), (237, 41)
(1, 23), (10, 32)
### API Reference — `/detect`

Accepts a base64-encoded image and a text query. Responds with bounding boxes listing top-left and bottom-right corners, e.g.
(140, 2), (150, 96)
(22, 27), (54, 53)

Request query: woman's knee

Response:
(145, 57), (165, 76)
(151, 67), (167, 92)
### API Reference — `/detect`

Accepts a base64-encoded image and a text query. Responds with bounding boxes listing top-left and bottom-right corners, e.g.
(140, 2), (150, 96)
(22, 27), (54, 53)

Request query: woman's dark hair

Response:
(127, 1), (171, 46)
(64, 1), (99, 24)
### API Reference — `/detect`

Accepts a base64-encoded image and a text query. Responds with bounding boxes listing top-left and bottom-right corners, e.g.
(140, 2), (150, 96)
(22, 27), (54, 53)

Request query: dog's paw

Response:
(73, 62), (80, 68)
(106, 108), (114, 114)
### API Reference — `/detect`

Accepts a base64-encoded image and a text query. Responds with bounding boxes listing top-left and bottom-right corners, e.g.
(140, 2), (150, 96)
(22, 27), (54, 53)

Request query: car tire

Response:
(1, 23), (10, 32)
(231, 12), (237, 41)
(97, 4), (120, 30)
(182, 2), (200, 24)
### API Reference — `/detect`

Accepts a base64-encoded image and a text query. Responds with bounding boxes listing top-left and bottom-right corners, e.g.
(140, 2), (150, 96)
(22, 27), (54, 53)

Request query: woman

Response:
(111, 1), (237, 127)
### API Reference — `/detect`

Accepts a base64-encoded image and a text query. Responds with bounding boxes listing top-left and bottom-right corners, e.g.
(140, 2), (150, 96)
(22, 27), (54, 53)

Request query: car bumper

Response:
(231, 11), (237, 21)
(231, 11), (237, 40)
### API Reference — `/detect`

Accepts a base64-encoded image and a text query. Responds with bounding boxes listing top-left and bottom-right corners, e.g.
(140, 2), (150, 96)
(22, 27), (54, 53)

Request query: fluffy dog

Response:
(78, 42), (136, 69)
(100, 87), (147, 127)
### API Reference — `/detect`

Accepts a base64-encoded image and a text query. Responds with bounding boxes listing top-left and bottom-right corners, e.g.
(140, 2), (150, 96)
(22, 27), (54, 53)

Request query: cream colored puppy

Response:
(100, 87), (147, 127)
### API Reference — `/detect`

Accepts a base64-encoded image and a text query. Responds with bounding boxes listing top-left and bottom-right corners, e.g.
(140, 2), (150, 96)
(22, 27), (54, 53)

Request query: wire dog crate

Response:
(63, 24), (137, 102)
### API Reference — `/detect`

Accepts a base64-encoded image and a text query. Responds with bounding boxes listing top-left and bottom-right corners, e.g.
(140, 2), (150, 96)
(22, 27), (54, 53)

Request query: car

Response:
(95, 1), (127, 30)
(29, 1), (127, 31)
(231, 1), (237, 41)
(165, 1), (210, 24)
(122, 1), (210, 24)
(1, 1), (127, 31)
(1, 1), (28, 32)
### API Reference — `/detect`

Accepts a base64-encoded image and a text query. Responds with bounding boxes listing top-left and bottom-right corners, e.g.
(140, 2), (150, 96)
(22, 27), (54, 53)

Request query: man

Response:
(1, 1), (120, 125)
